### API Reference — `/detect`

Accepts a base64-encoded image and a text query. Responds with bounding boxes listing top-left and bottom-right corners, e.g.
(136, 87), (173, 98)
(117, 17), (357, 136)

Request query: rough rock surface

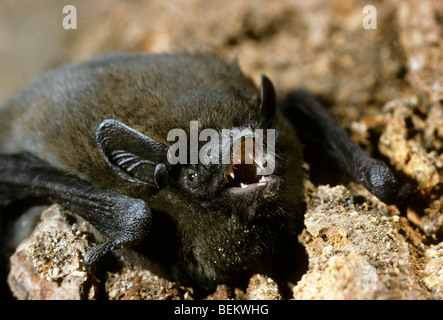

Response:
(379, 98), (442, 199)
(378, 98), (443, 239)
(293, 185), (433, 299)
(7, 205), (98, 300)
(396, 0), (443, 103)
(105, 266), (193, 300)
(1, 0), (443, 300)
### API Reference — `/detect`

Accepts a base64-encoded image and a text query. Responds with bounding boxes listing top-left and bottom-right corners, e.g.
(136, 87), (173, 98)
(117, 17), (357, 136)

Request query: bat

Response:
(0, 52), (402, 295)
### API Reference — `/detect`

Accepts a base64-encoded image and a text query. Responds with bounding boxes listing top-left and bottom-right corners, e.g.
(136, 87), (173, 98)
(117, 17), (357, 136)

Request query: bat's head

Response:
(94, 75), (304, 288)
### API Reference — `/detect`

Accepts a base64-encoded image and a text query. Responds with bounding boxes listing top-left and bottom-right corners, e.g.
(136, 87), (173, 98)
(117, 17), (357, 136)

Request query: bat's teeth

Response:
(227, 166), (235, 179)
(259, 176), (266, 183)
(240, 183), (248, 188)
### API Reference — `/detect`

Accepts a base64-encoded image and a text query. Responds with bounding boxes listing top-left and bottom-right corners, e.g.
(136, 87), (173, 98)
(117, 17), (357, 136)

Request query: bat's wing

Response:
(0, 152), (152, 268)
(280, 89), (402, 205)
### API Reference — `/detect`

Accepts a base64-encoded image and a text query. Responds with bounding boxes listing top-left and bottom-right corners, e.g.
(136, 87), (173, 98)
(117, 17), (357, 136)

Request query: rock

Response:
(105, 265), (193, 300)
(395, 0), (443, 102)
(293, 185), (432, 300)
(378, 97), (443, 238)
(379, 98), (442, 198)
(244, 274), (281, 300)
(206, 274), (282, 300)
(422, 200), (443, 239)
(205, 284), (238, 300)
(422, 242), (443, 299)
(7, 205), (98, 300)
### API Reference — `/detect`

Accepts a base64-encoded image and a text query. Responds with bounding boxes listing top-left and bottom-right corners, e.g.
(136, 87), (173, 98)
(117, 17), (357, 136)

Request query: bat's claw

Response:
(83, 240), (119, 272)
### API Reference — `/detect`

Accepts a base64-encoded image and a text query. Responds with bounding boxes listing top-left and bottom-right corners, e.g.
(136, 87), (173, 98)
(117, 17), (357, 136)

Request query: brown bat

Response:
(0, 53), (401, 295)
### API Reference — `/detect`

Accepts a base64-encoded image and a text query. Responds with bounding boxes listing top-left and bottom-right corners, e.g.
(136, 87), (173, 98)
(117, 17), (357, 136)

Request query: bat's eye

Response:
(187, 170), (197, 183)
(183, 167), (199, 189)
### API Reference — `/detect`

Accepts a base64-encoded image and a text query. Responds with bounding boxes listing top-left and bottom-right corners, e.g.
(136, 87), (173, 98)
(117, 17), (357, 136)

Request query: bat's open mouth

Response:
(224, 163), (270, 190)
(223, 137), (272, 191)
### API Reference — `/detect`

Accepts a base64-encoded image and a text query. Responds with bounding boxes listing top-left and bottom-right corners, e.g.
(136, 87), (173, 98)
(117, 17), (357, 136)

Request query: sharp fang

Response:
(240, 183), (248, 188)
(259, 176), (266, 183)
(229, 172), (235, 179)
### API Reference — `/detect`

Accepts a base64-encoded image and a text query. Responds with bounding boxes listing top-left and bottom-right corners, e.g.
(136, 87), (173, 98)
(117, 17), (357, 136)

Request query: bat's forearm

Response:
(280, 89), (400, 205)
(0, 152), (152, 268)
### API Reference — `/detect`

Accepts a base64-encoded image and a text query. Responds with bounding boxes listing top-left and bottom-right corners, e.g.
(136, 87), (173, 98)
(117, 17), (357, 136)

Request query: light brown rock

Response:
(7, 205), (98, 300)
(293, 185), (432, 300)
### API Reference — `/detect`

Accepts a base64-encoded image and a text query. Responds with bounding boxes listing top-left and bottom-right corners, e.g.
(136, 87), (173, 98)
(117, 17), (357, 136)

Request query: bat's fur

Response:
(0, 53), (305, 290)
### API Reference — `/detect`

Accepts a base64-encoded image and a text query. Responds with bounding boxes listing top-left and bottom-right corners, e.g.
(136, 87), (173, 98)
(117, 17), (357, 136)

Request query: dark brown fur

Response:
(0, 53), (304, 290)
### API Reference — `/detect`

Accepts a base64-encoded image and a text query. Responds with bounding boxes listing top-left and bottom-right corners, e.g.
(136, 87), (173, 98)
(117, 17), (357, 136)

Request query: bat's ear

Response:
(95, 119), (170, 188)
(259, 74), (276, 121)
